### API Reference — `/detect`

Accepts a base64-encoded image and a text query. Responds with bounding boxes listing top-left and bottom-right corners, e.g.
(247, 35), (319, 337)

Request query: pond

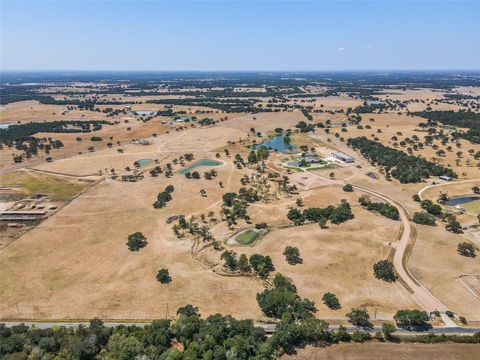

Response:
(235, 229), (259, 245)
(444, 195), (480, 207)
(134, 110), (156, 116)
(179, 159), (223, 174)
(251, 134), (296, 153)
(134, 159), (153, 167)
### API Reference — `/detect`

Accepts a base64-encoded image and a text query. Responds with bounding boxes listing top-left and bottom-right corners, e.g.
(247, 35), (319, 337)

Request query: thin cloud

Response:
(337, 47), (347, 52)
(364, 45), (373, 50)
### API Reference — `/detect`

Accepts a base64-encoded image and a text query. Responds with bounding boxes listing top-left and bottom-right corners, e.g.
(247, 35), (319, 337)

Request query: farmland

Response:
(1, 71), (479, 357)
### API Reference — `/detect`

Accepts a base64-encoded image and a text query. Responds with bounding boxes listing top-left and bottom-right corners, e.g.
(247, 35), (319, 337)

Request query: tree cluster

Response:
(347, 137), (456, 183)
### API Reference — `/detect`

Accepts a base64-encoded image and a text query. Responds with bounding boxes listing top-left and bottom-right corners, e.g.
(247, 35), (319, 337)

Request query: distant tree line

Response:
(413, 110), (480, 144)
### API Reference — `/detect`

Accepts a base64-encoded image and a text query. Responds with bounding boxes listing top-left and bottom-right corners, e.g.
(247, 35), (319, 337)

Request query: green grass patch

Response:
(235, 230), (259, 245)
(0, 171), (88, 201)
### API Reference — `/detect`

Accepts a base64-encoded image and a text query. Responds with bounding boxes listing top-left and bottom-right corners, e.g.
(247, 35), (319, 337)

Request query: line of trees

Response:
(347, 136), (456, 183)
(287, 200), (354, 226)
(358, 196), (399, 220)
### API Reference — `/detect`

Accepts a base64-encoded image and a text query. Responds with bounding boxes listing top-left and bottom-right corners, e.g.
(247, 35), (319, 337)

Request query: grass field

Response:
(0, 170), (89, 201)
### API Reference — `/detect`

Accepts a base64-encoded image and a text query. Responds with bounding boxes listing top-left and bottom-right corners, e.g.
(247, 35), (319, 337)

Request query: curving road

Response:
(418, 179), (480, 201)
(352, 184), (449, 313)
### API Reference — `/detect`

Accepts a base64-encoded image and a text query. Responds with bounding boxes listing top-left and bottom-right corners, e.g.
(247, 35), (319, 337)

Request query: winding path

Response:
(352, 184), (448, 313)
(418, 179), (480, 201)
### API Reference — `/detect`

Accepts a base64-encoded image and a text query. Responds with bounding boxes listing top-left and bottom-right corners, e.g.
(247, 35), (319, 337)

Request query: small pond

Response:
(134, 110), (156, 116)
(134, 159), (153, 167)
(180, 159), (223, 174)
(251, 134), (296, 153)
(444, 195), (480, 207)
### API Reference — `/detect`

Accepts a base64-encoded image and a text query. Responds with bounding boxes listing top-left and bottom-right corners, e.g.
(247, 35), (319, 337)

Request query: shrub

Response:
(126, 232), (148, 251)
(382, 323), (396, 340)
(322, 292), (341, 310)
(373, 260), (397, 282)
(351, 330), (371, 343)
(343, 184), (353, 192)
(156, 269), (171, 284)
(413, 212), (436, 225)
(457, 242), (476, 257)
(283, 246), (303, 265)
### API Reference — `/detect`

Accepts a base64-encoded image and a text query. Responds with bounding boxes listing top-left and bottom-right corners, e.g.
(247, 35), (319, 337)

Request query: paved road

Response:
(1, 321), (479, 335)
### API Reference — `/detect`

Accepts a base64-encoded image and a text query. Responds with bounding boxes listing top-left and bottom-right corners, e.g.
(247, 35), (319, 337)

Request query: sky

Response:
(1, 0), (479, 71)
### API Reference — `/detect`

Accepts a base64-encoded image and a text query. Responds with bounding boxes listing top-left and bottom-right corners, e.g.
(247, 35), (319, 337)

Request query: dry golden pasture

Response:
(243, 185), (417, 319)
(0, 158), (267, 320)
(32, 126), (248, 176)
(409, 224), (480, 320)
(0, 152), (415, 321)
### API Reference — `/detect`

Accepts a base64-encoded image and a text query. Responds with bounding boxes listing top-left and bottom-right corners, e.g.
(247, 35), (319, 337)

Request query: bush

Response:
(322, 292), (341, 310)
(373, 260), (397, 282)
(382, 323), (396, 340)
(413, 212), (436, 225)
(283, 246), (303, 265)
(126, 232), (148, 251)
(351, 330), (371, 343)
(457, 242), (476, 257)
(343, 184), (353, 192)
(156, 269), (172, 284)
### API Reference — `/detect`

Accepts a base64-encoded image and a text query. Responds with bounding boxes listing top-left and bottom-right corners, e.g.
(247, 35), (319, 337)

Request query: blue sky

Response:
(1, 0), (479, 71)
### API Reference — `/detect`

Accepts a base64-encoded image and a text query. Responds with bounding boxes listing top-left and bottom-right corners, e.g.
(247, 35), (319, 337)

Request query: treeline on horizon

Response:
(2, 71), (480, 105)
(413, 110), (480, 144)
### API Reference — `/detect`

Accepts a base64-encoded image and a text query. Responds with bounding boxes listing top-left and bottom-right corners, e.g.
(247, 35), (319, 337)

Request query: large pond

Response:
(251, 134), (296, 153)
(134, 159), (153, 167)
(444, 195), (480, 207)
(180, 159), (223, 174)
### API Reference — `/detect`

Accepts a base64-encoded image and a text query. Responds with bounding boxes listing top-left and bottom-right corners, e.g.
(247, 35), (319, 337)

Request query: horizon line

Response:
(2, 69), (480, 73)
